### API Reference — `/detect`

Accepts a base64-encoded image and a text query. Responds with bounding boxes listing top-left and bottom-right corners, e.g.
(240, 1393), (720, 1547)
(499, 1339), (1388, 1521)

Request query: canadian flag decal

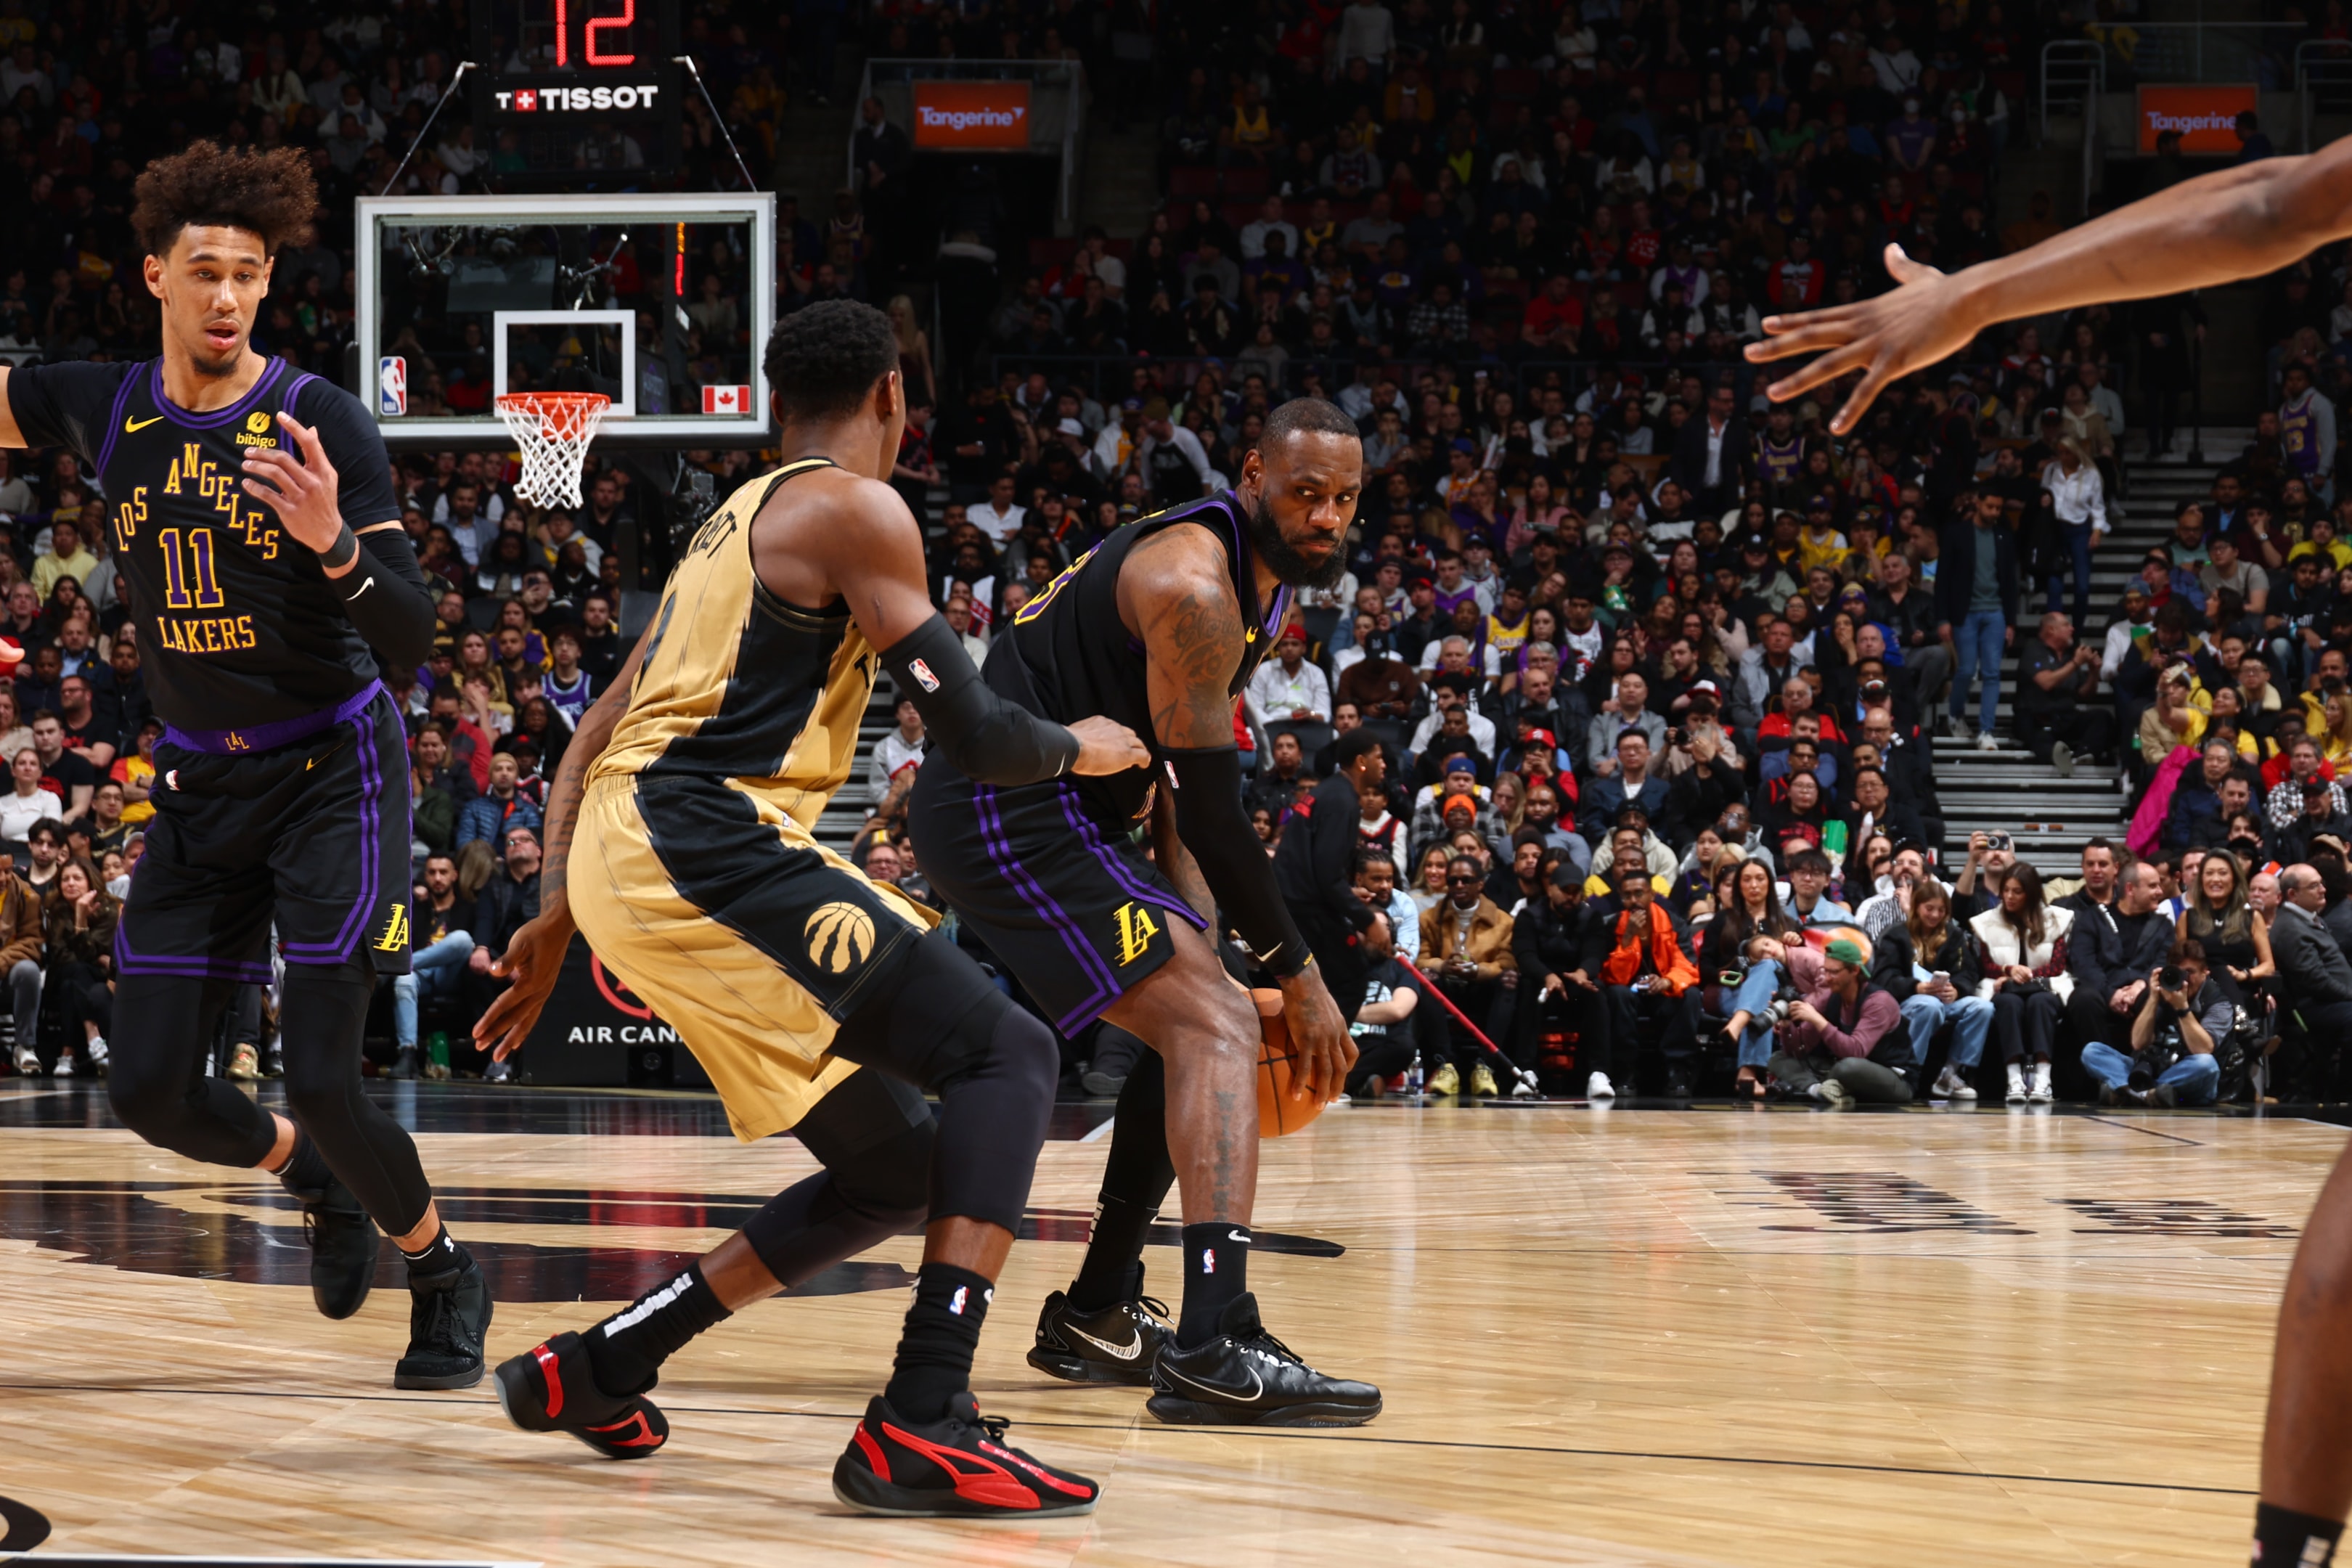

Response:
(703, 384), (751, 415)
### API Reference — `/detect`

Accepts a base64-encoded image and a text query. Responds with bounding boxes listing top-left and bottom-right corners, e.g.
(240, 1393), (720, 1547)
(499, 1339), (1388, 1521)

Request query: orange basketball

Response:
(1251, 987), (1328, 1138)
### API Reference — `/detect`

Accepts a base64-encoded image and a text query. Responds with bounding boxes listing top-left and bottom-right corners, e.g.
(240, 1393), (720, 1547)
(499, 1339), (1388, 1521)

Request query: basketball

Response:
(1251, 987), (1326, 1138)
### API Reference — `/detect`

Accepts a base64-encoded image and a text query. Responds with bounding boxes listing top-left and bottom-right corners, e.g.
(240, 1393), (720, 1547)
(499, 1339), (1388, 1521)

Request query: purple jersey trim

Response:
(162, 679), (383, 756)
(1052, 783), (1207, 933)
(93, 366), (140, 481)
(147, 356), (285, 430)
(281, 695), (386, 963)
(972, 782), (1115, 1035)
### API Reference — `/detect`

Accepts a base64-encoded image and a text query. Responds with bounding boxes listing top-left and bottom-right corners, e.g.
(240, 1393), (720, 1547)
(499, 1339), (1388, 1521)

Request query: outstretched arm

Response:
(788, 472), (1150, 780)
(474, 634), (647, 1060)
(1746, 143), (2352, 433)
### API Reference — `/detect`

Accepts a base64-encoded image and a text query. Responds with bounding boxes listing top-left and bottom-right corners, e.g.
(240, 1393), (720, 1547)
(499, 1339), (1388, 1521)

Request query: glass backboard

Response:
(354, 192), (774, 447)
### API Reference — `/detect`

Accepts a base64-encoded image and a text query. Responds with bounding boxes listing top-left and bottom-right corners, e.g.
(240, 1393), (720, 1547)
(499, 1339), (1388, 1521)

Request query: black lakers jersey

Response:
(7, 356), (407, 728)
(592, 460), (878, 832)
(984, 489), (1292, 824)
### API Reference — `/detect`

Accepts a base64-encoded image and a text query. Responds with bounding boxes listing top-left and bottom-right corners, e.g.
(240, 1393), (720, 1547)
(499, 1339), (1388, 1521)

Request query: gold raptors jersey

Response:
(592, 457), (876, 825)
(573, 457), (935, 1143)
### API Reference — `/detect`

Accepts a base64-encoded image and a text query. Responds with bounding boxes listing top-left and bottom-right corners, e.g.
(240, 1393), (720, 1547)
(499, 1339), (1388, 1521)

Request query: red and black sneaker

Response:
(492, 1331), (669, 1460)
(831, 1392), (1100, 1519)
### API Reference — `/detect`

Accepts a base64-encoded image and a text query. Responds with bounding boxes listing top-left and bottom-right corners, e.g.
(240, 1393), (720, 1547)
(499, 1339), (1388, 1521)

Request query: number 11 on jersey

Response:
(155, 528), (226, 611)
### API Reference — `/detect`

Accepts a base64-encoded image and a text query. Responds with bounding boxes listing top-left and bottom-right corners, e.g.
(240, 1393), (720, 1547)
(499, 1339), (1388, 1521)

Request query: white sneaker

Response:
(1932, 1066), (1978, 1101)
(2005, 1063), (2028, 1103)
(10, 1045), (35, 1075)
(83, 1037), (107, 1071)
(2028, 1061), (2054, 1103)
(1585, 1071), (1615, 1100)
(1976, 730), (2000, 751)
(51, 1053), (73, 1079)
(2050, 740), (2075, 777)
(1509, 1072), (1540, 1099)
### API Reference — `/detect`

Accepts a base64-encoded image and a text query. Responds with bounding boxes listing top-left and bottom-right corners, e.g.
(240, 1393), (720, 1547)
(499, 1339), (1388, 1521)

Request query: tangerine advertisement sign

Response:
(911, 81), (1033, 150)
(2136, 84), (2258, 154)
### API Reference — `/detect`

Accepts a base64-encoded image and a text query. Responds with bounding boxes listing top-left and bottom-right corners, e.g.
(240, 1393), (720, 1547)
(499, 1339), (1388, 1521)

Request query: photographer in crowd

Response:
(2083, 941), (2228, 1107)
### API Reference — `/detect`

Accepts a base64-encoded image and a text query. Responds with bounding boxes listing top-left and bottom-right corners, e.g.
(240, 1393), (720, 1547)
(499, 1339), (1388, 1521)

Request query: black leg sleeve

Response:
(1098, 1048), (1177, 1212)
(277, 961), (436, 1237)
(106, 973), (276, 1168)
(740, 1069), (934, 1289)
(828, 929), (1058, 1234)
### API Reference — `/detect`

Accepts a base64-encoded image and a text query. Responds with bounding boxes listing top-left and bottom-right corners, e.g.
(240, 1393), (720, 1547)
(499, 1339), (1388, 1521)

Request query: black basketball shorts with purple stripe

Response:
(117, 687), (415, 983)
(908, 755), (1204, 1037)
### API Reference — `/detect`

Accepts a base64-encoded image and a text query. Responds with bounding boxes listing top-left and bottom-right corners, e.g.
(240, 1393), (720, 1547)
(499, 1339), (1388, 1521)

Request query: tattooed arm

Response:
(473, 634), (646, 1061)
(1121, 524), (1357, 1100)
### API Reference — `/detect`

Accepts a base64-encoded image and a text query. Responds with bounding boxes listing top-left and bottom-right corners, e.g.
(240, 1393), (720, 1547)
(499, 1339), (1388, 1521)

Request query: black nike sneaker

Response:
(831, 1391), (1100, 1519)
(1146, 1293), (1382, 1427)
(494, 1331), (669, 1459)
(394, 1250), (494, 1390)
(1027, 1265), (1172, 1387)
(286, 1174), (379, 1321)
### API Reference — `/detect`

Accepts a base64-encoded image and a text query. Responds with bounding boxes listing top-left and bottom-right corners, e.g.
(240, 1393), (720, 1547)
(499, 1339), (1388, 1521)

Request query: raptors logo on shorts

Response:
(805, 902), (877, 974)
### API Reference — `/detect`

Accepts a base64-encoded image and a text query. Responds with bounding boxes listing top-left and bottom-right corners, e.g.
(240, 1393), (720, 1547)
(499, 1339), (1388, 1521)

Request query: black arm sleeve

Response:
(1165, 743), (1311, 977)
(337, 528), (438, 670)
(876, 613), (1082, 785)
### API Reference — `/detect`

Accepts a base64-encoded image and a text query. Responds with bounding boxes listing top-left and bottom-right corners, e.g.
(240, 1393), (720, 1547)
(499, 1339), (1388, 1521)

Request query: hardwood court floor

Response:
(0, 1084), (2333, 1567)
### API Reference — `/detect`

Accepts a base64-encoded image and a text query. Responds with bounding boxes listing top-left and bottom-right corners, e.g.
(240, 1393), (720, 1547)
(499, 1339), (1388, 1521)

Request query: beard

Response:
(1247, 494), (1349, 591)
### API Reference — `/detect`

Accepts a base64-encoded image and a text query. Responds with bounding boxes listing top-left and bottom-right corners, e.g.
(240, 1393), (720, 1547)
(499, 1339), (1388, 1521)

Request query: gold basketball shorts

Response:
(571, 770), (936, 1141)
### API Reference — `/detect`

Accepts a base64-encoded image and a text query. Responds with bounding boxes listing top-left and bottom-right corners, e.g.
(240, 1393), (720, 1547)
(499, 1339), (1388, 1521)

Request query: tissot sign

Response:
(2136, 84), (2258, 154)
(491, 81), (663, 113)
(911, 81), (1033, 150)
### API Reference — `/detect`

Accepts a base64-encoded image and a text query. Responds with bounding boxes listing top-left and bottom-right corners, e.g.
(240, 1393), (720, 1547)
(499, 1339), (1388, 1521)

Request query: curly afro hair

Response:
(131, 141), (319, 260)
(761, 300), (897, 423)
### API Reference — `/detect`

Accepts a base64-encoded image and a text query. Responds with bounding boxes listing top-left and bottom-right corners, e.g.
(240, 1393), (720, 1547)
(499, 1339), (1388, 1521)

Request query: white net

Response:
(495, 392), (611, 509)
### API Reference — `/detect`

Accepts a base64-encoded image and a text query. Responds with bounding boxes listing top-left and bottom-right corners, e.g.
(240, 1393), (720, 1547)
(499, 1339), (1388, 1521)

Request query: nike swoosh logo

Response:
(346, 578), (373, 600)
(1161, 1362), (1262, 1402)
(1067, 1326), (1142, 1361)
(124, 415), (164, 432)
(1226, 1229), (1251, 1244)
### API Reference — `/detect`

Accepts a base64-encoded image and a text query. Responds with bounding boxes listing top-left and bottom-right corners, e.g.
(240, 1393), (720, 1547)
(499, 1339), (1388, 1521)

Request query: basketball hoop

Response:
(495, 391), (611, 509)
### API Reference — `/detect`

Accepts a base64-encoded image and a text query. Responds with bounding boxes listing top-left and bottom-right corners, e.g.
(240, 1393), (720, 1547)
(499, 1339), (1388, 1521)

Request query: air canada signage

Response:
(911, 81), (1033, 150)
(521, 934), (704, 1086)
(2136, 83), (2258, 155)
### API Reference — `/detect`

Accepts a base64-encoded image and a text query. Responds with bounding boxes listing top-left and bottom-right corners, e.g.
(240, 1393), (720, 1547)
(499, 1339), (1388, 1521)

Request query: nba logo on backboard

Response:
(378, 356), (407, 417)
(703, 383), (751, 415)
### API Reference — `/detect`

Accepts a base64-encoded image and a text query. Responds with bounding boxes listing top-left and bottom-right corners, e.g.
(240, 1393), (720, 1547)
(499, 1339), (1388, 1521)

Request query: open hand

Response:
(473, 912), (574, 1061)
(1744, 245), (1981, 435)
(241, 413), (351, 565)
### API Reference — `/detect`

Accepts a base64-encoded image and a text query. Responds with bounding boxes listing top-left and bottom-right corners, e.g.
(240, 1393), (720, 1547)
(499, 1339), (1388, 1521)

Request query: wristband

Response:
(320, 524), (359, 571)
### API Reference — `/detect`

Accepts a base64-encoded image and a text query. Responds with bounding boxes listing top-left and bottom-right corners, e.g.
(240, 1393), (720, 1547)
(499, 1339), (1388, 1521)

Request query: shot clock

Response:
(469, 0), (684, 184)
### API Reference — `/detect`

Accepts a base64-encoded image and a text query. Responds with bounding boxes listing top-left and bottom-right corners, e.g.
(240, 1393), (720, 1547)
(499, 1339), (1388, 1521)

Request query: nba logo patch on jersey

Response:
(378, 356), (407, 417)
(702, 384), (751, 415)
(949, 1286), (968, 1315)
(909, 658), (940, 693)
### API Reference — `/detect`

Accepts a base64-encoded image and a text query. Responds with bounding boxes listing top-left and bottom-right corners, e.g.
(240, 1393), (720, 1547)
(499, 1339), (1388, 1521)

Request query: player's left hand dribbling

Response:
(1278, 968), (1356, 1104)
(240, 412), (346, 562)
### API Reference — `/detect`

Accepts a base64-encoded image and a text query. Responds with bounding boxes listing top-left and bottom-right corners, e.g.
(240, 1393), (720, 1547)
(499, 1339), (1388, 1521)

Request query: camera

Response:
(1668, 727), (1689, 746)
(2158, 965), (2185, 992)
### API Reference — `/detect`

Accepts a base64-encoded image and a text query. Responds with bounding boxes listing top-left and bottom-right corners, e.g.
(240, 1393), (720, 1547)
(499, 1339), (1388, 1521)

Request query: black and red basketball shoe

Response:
(494, 1331), (670, 1459)
(831, 1392), (1100, 1519)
